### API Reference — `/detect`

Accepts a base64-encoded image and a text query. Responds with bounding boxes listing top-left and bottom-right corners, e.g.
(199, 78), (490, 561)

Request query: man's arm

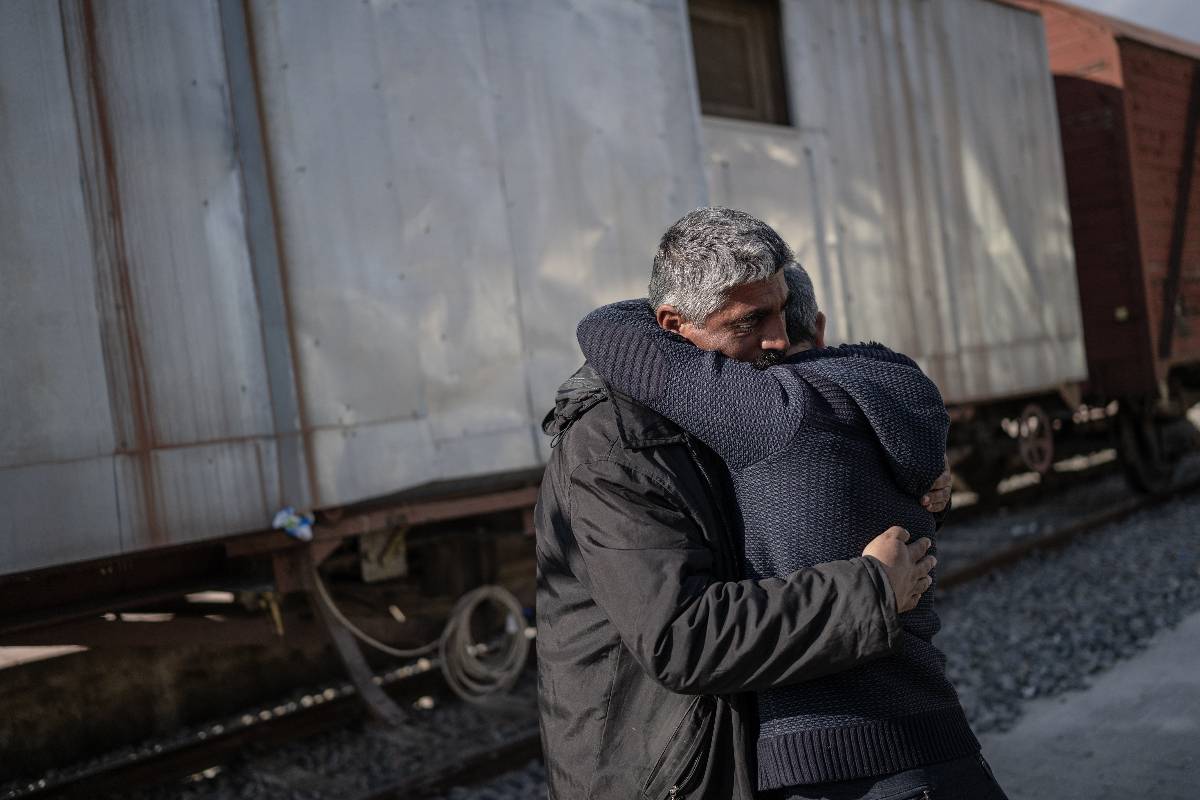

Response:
(577, 300), (799, 468)
(579, 300), (955, 503)
(568, 459), (934, 695)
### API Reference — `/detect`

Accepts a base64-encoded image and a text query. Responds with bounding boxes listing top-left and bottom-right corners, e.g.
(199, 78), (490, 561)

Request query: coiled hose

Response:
(309, 566), (531, 704)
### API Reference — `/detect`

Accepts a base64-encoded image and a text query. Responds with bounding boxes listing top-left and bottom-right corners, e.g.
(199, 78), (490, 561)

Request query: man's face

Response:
(657, 271), (790, 364)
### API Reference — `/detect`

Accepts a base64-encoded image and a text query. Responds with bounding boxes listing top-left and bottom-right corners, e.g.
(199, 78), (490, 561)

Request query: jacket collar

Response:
(544, 363), (687, 450)
(608, 388), (689, 449)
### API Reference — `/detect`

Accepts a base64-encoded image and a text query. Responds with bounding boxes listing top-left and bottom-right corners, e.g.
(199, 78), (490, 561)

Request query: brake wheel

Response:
(1017, 403), (1054, 474)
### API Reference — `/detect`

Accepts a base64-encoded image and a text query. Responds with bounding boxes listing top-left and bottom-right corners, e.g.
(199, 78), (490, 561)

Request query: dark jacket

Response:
(576, 302), (976, 788)
(535, 365), (904, 799)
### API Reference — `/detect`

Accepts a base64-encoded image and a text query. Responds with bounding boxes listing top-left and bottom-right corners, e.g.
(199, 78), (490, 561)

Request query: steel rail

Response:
(0, 660), (445, 800)
(940, 476), (1200, 589)
(353, 726), (543, 800)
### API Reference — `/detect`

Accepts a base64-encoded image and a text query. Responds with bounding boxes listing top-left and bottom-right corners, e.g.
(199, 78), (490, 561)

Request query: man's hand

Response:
(861, 526), (935, 614)
(921, 456), (952, 513)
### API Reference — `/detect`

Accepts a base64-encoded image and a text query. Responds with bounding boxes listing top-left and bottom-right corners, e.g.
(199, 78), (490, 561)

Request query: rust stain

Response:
(241, 0), (322, 507)
(72, 0), (166, 545)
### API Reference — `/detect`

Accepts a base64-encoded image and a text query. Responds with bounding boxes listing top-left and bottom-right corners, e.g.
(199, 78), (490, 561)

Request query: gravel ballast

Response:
(938, 488), (1200, 734)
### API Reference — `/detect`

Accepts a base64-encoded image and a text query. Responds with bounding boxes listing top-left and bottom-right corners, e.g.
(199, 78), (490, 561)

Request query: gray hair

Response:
(783, 263), (819, 345)
(648, 207), (794, 324)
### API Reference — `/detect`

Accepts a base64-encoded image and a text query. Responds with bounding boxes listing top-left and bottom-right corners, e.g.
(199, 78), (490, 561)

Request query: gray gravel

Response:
(436, 760), (546, 800)
(93, 681), (540, 800)
(938, 487), (1200, 734)
(936, 450), (1200, 576)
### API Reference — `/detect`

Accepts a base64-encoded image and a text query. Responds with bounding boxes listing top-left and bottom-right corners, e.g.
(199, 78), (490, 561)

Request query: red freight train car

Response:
(1014, 0), (1200, 490)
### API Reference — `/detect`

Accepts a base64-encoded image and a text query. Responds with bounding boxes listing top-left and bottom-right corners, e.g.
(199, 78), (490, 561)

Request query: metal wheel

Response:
(1116, 399), (1177, 494)
(1017, 403), (1055, 474)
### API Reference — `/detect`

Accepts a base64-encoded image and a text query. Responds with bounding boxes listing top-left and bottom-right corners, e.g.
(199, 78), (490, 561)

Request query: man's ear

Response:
(656, 304), (685, 333)
(814, 311), (827, 348)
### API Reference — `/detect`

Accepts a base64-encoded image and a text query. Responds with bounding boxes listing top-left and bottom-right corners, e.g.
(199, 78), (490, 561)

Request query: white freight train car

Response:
(0, 0), (705, 577)
(0, 0), (1081, 580)
(704, 0), (1085, 405)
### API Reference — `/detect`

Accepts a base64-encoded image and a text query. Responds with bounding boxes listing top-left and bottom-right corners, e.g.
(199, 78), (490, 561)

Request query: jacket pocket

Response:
(876, 789), (932, 800)
(640, 694), (717, 800)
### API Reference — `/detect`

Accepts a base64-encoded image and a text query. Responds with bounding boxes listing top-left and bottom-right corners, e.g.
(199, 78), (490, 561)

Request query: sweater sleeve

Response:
(577, 300), (801, 468)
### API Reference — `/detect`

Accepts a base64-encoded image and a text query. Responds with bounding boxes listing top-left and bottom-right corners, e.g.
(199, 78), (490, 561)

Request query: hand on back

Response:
(920, 456), (952, 514)
(862, 526), (935, 614)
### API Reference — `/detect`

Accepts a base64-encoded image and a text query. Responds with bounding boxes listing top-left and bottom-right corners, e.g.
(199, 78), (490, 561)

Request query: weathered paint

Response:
(246, 0), (706, 507)
(0, 1), (125, 570)
(1121, 41), (1200, 370)
(1052, 74), (1154, 397)
(707, 0), (1086, 404)
(3, 0), (285, 572)
(217, 0), (314, 511)
(0, 0), (706, 574)
(1, 0), (1118, 577)
(1019, 0), (1200, 390)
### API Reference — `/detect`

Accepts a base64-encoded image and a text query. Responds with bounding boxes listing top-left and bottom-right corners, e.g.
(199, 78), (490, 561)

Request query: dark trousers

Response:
(760, 753), (1009, 800)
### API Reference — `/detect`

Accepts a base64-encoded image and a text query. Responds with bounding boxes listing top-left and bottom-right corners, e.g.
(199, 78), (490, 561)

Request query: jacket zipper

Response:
(683, 439), (742, 574)
(645, 696), (701, 798)
(667, 743), (705, 800)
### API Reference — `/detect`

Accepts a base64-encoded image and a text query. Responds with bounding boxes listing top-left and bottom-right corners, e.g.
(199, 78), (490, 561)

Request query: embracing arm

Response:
(568, 458), (903, 695)
(577, 300), (799, 468)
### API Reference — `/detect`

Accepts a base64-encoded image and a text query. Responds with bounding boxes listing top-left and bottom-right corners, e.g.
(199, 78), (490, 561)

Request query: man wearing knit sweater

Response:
(576, 208), (1006, 800)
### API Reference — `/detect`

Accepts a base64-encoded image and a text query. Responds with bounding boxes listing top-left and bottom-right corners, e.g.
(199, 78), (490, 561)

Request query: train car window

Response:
(688, 0), (790, 125)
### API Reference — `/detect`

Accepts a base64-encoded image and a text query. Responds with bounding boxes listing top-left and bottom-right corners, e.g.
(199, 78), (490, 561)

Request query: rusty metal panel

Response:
(0, 2), (117, 470)
(1007, 0), (1126, 86)
(1052, 75), (1155, 397)
(55, 0), (282, 557)
(0, 1), (124, 570)
(69, 0), (275, 448)
(725, 0), (1087, 404)
(2, 1), (286, 573)
(248, 0), (706, 505)
(3, 0), (706, 575)
(1120, 40), (1200, 374)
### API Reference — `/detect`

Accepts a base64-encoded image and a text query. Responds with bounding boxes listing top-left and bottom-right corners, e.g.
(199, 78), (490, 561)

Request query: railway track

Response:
(940, 471), (1200, 590)
(353, 727), (542, 800)
(1, 660), (446, 800)
(4, 461), (1197, 800)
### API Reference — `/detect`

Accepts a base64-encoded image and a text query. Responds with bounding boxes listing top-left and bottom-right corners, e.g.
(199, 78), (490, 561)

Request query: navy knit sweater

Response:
(577, 300), (978, 789)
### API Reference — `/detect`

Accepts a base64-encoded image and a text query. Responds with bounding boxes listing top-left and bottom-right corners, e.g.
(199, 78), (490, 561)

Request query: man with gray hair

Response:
(574, 207), (1003, 799)
(535, 207), (951, 798)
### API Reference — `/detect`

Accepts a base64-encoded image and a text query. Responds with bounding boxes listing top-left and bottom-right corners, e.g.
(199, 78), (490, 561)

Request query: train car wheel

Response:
(955, 443), (1010, 501)
(1116, 401), (1177, 495)
(1017, 403), (1055, 474)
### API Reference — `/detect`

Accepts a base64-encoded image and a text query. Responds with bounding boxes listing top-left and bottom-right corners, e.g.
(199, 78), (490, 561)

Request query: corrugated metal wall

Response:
(246, 0), (706, 508)
(1, 0), (1089, 575)
(706, 0), (1086, 404)
(1, 1), (288, 573)
(0, 0), (706, 575)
